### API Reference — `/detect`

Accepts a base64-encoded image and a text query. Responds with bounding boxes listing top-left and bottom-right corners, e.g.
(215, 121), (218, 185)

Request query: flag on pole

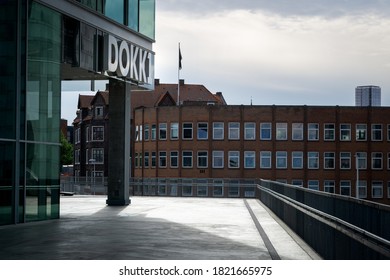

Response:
(179, 45), (182, 70)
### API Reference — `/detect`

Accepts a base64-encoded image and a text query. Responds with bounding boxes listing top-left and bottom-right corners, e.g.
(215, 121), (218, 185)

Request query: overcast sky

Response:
(62, 0), (390, 122)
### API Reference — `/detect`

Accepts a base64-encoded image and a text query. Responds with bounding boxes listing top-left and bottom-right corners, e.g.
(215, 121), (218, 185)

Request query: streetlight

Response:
(355, 153), (359, 199)
(89, 158), (96, 195)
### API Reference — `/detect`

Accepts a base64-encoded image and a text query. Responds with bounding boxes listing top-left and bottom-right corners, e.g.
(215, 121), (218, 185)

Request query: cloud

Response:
(157, 0), (390, 18)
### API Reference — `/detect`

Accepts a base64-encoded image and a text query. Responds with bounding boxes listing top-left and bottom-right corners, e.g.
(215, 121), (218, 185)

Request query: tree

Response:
(60, 132), (73, 165)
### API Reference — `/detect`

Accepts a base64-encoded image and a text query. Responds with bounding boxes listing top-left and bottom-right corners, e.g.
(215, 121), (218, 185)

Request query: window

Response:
(228, 151), (240, 168)
(159, 151), (167, 168)
(92, 126), (104, 141)
(276, 123), (287, 140)
(197, 123), (208, 140)
(308, 123), (319, 141)
(356, 152), (367, 169)
(388, 124), (390, 141)
(340, 181), (351, 196)
(86, 126), (90, 142)
(340, 152), (351, 169)
(182, 123), (193, 139)
(308, 152), (319, 169)
(75, 149), (80, 164)
(75, 128), (80, 144)
(91, 148), (104, 164)
(144, 152), (149, 167)
(159, 123), (167, 140)
(291, 180), (303, 187)
(372, 152), (382, 169)
(170, 151), (178, 168)
(292, 123), (303, 140)
(308, 180), (319, 191)
(372, 181), (383, 198)
(244, 122), (256, 140)
(213, 179), (224, 197)
(151, 152), (156, 168)
(324, 152), (335, 169)
(356, 124), (367, 141)
(324, 180), (335, 193)
(276, 151), (287, 169)
(197, 151), (208, 168)
(151, 124), (156, 140)
(134, 153), (139, 168)
(170, 123), (178, 140)
(139, 125), (143, 141)
(260, 151), (272, 169)
(244, 151), (255, 168)
(358, 180), (367, 198)
(292, 151), (303, 169)
(212, 151), (224, 168)
(197, 179), (208, 196)
(182, 151), (193, 168)
(260, 123), (272, 140)
(213, 122), (224, 140)
(228, 122), (240, 140)
(95, 106), (104, 118)
(144, 124), (149, 141)
(388, 182), (390, 198)
(324, 123), (335, 141)
(371, 124), (382, 141)
(340, 124), (351, 141)
(388, 152), (390, 170)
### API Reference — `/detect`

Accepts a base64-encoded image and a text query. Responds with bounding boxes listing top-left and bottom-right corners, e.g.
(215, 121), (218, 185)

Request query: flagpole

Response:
(177, 42), (181, 106)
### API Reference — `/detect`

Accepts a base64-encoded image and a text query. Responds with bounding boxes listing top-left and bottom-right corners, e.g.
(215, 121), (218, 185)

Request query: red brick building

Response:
(73, 80), (390, 204)
(134, 104), (390, 204)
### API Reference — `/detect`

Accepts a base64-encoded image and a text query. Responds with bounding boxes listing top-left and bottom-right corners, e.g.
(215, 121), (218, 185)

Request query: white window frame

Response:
(356, 152), (367, 170)
(182, 151), (193, 168)
(356, 124), (367, 141)
(372, 181), (383, 198)
(260, 151), (272, 169)
(92, 126), (104, 141)
(170, 151), (178, 168)
(197, 151), (208, 168)
(324, 123), (335, 141)
(324, 180), (335, 193)
(244, 151), (256, 169)
(358, 180), (367, 199)
(371, 124), (382, 141)
(159, 123), (167, 140)
(308, 123), (319, 141)
(244, 122), (256, 140)
(340, 152), (351, 169)
(212, 151), (224, 168)
(144, 124), (149, 141)
(182, 123), (193, 140)
(292, 123), (303, 141)
(228, 151), (240, 168)
(260, 123), (272, 140)
(308, 152), (319, 169)
(292, 151), (303, 169)
(228, 122), (240, 140)
(324, 152), (335, 169)
(308, 180), (319, 191)
(159, 151), (167, 168)
(197, 122), (208, 140)
(340, 124), (351, 141)
(91, 148), (104, 164)
(340, 180), (351, 196)
(276, 123), (287, 140)
(213, 122), (224, 140)
(276, 151), (287, 169)
(371, 152), (383, 170)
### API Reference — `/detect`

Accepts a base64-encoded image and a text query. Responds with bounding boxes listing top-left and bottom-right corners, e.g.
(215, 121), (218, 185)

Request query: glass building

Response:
(0, 0), (155, 225)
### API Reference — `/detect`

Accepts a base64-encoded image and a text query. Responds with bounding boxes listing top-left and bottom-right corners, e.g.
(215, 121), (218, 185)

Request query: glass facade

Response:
(0, 0), (155, 225)
(75, 0), (155, 40)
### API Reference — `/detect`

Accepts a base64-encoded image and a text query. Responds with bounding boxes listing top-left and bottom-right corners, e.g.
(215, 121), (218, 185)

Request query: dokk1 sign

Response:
(104, 34), (154, 88)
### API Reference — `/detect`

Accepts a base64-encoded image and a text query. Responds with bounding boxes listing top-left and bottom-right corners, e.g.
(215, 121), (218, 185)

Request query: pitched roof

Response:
(78, 95), (94, 109)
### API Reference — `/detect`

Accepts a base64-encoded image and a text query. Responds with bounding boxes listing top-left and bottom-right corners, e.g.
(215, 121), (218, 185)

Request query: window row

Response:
(280, 180), (389, 199)
(135, 122), (390, 142)
(134, 151), (390, 170)
(74, 148), (104, 164)
(75, 126), (104, 144)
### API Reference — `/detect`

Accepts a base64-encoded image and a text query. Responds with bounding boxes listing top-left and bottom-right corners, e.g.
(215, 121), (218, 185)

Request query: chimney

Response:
(154, 78), (160, 85)
(216, 92), (222, 96)
(179, 79), (185, 86)
(105, 83), (109, 91)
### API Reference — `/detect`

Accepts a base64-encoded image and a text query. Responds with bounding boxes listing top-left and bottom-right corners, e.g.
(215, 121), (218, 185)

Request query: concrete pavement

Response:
(0, 196), (321, 260)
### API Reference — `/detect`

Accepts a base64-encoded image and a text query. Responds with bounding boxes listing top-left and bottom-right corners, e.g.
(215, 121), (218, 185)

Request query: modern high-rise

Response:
(0, 0), (155, 225)
(355, 86), (381, 107)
